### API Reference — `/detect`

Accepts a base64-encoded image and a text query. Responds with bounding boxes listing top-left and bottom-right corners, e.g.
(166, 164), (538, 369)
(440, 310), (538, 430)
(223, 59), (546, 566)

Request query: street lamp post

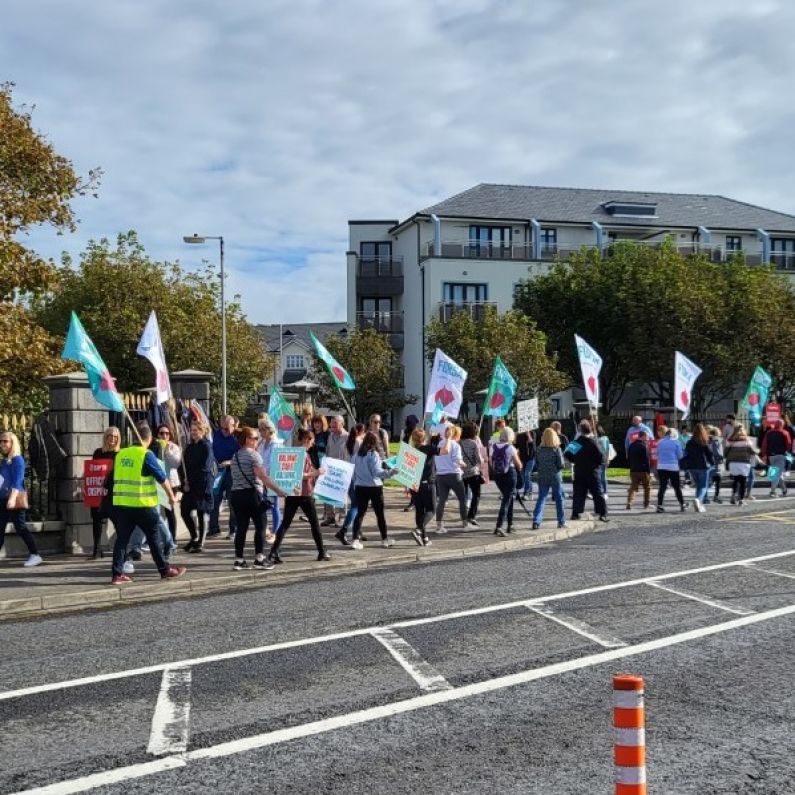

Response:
(183, 234), (227, 415)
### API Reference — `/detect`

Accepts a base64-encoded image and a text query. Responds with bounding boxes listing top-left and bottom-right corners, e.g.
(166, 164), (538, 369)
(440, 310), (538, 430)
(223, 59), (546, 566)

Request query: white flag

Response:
(425, 349), (467, 418)
(574, 334), (602, 409)
(674, 351), (702, 420)
(136, 310), (172, 405)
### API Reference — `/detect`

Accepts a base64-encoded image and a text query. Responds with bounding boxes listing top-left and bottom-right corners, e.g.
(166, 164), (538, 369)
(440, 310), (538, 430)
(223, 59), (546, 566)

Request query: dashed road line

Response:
(147, 666), (192, 756)
(524, 602), (627, 648)
(2, 548), (793, 703)
(645, 580), (755, 616)
(370, 628), (451, 692)
(13, 603), (795, 795)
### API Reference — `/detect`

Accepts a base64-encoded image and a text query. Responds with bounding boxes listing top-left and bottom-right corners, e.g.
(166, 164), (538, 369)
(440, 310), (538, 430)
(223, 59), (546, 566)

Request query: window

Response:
(285, 354), (305, 370)
(469, 225), (511, 255)
(360, 241), (392, 260)
(443, 283), (488, 303)
(540, 227), (557, 252)
(725, 235), (742, 252)
(603, 201), (657, 218)
(360, 297), (392, 315)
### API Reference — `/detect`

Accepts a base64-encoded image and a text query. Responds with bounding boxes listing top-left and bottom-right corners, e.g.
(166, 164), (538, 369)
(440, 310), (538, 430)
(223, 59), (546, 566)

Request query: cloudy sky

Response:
(4, 0), (794, 324)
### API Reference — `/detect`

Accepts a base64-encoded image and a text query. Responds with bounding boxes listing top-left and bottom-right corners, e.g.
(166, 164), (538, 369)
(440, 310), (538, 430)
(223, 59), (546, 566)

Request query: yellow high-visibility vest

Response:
(112, 446), (159, 508)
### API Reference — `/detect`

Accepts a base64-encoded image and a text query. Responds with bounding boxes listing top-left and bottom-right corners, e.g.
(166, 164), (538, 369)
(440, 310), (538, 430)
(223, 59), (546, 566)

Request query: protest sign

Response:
(516, 398), (539, 432)
(82, 459), (112, 508)
(392, 442), (427, 490)
(314, 457), (354, 507)
(425, 349), (467, 418)
(268, 447), (305, 496)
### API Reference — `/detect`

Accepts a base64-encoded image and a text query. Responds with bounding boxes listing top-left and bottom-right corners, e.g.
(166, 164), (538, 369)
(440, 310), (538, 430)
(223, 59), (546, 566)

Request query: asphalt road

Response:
(1, 489), (794, 794)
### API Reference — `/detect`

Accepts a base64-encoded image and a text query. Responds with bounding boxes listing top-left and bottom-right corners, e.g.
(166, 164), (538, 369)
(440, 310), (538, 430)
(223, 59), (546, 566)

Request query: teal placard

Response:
(268, 447), (305, 496)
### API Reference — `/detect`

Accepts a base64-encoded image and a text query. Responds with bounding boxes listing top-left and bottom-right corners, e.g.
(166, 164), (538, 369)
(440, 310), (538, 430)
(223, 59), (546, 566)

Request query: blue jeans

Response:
(598, 465), (607, 497)
(269, 495), (281, 534)
(129, 517), (173, 557)
(495, 469), (517, 528)
(521, 460), (535, 497)
(532, 481), (565, 525)
(0, 507), (38, 555)
(690, 469), (709, 504)
(342, 482), (358, 530)
(210, 468), (238, 534)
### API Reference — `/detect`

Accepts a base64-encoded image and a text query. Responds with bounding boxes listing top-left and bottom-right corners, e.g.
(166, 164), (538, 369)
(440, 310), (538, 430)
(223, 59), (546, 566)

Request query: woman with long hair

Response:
(685, 422), (714, 513)
(350, 430), (397, 549)
(492, 427), (524, 536)
(434, 424), (469, 533)
(0, 431), (42, 566)
(724, 424), (759, 506)
(266, 428), (329, 565)
(89, 426), (121, 559)
(656, 428), (687, 512)
(335, 422), (366, 544)
(409, 426), (438, 546)
(180, 420), (215, 553)
(531, 427), (566, 529)
(460, 422), (483, 526)
(257, 417), (283, 543)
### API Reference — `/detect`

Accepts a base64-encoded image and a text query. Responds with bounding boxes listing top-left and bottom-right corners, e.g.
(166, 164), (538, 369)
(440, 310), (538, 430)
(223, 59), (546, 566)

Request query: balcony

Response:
(425, 241), (535, 260)
(770, 251), (795, 271)
(356, 311), (404, 349)
(438, 301), (498, 323)
(356, 255), (404, 297)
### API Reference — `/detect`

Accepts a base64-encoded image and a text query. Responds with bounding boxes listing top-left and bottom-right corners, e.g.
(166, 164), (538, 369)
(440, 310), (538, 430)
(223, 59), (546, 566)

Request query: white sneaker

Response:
(435, 525), (447, 534)
(122, 561), (135, 575)
(351, 539), (363, 550)
(23, 554), (43, 567)
(381, 538), (395, 548)
(694, 499), (705, 513)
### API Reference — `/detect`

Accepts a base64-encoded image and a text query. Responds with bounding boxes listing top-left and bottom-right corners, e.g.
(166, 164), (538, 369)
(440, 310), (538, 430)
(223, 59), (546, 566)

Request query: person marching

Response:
(89, 426), (121, 559)
(180, 420), (215, 552)
(109, 424), (185, 584)
(0, 431), (42, 567)
(567, 420), (609, 523)
(350, 430), (398, 549)
(266, 428), (331, 564)
(491, 426), (524, 536)
(626, 430), (652, 510)
(531, 427), (566, 530)
(409, 426), (438, 547)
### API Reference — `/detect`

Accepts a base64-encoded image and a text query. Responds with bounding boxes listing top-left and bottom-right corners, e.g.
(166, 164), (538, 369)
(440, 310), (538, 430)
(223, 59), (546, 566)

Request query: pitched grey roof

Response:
(419, 184), (795, 232)
(257, 322), (348, 353)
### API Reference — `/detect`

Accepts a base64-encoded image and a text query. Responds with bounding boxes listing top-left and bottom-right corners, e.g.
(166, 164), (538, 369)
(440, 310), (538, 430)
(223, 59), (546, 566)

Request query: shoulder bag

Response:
(233, 451), (273, 513)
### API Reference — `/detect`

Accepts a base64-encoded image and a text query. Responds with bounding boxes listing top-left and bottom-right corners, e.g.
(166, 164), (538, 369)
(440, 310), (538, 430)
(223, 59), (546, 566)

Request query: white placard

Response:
(516, 398), (539, 432)
(313, 457), (354, 507)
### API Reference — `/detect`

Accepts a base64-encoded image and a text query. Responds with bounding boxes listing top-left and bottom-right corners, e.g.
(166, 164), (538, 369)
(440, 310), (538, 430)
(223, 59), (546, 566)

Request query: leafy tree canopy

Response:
(0, 82), (101, 412)
(424, 306), (568, 415)
(513, 240), (795, 413)
(309, 327), (417, 425)
(36, 231), (272, 417)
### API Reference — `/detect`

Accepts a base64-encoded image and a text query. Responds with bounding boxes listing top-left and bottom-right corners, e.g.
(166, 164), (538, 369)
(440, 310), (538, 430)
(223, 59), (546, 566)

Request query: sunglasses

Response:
(158, 432), (171, 437)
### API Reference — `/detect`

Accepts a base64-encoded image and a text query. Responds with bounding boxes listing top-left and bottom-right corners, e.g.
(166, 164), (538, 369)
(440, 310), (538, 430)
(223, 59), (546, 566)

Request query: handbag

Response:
(233, 452), (273, 513)
(461, 441), (484, 483)
(8, 490), (29, 510)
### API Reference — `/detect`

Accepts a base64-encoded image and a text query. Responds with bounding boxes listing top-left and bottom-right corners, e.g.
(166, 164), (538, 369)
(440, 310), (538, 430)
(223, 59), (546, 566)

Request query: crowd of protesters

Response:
(4, 404), (794, 579)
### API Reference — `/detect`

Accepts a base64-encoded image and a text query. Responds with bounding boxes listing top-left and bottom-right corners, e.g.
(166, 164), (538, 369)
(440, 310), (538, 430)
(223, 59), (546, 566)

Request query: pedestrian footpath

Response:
(0, 486), (596, 619)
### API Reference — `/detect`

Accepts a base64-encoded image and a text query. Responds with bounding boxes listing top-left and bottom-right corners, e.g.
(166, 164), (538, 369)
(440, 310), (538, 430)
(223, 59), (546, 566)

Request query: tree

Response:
(424, 306), (568, 415)
(0, 82), (101, 412)
(309, 327), (417, 424)
(513, 240), (795, 414)
(35, 232), (273, 417)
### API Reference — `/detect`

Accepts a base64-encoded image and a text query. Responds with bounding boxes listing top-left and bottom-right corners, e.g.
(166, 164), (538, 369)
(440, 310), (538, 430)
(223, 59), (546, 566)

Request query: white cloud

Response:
(4, 0), (795, 323)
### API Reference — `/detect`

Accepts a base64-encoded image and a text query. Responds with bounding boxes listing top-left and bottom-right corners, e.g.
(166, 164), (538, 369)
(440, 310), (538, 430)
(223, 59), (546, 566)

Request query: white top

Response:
(435, 438), (463, 476)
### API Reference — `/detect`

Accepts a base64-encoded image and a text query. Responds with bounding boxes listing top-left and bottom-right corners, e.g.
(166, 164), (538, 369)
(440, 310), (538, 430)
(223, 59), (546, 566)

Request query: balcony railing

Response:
(356, 255), (403, 278)
(356, 255), (404, 297)
(356, 311), (404, 334)
(426, 241), (535, 260)
(438, 302), (498, 323)
(770, 252), (795, 270)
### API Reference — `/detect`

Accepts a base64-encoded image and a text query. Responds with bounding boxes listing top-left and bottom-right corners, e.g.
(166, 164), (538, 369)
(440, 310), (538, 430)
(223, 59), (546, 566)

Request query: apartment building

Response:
(347, 184), (795, 425)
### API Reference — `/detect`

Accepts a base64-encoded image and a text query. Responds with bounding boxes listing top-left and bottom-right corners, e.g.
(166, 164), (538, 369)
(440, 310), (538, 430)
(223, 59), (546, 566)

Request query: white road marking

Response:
(147, 667), (192, 756)
(645, 580), (755, 616)
(13, 603), (795, 795)
(740, 562), (795, 581)
(1, 548), (793, 703)
(524, 603), (627, 648)
(370, 628), (451, 692)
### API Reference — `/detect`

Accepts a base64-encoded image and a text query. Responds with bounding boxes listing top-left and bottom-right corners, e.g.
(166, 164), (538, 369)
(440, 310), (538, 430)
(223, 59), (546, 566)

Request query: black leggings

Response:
(732, 475), (748, 499)
(657, 470), (684, 506)
(463, 475), (481, 520)
(270, 496), (324, 555)
(90, 508), (107, 553)
(413, 482), (436, 532)
(180, 492), (209, 546)
(353, 486), (388, 540)
(230, 488), (265, 558)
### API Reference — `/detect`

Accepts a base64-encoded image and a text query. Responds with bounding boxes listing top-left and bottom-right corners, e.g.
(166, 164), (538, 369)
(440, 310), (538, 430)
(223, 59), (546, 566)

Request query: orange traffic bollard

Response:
(613, 674), (646, 795)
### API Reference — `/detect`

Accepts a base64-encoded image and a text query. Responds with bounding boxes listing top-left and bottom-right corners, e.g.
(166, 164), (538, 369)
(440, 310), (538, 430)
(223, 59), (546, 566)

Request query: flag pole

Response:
(335, 383), (357, 425)
(121, 404), (144, 446)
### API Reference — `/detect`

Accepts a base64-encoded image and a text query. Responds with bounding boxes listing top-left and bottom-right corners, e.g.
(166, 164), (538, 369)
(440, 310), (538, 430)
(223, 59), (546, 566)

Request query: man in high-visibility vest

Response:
(110, 424), (186, 585)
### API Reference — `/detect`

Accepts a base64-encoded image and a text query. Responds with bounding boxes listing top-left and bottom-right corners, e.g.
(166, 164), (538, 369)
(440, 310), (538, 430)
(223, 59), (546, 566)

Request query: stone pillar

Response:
(44, 372), (108, 554)
(171, 369), (214, 415)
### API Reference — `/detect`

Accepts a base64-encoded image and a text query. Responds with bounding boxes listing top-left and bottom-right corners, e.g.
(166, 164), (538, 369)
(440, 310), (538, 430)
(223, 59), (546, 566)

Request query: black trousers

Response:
(180, 491), (209, 546)
(353, 485), (388, 540)
(572, 472), (607, 517)
(463, 475), (482, 520)
(413, 482), (436, 532)
(270, 496), (324, 555)
(230, 488), (266, 559)
(657, 469), (684, 506)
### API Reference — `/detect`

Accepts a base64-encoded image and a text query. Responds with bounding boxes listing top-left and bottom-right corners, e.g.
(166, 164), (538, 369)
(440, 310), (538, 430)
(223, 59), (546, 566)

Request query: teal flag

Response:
(61, 312), (125, 412)
(309, 330), (355, 390)
(741, 366), (772, 424)
(430, 400), (444, 425)
(483, 356), (517, 418)
(268, 387), (299, 443)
